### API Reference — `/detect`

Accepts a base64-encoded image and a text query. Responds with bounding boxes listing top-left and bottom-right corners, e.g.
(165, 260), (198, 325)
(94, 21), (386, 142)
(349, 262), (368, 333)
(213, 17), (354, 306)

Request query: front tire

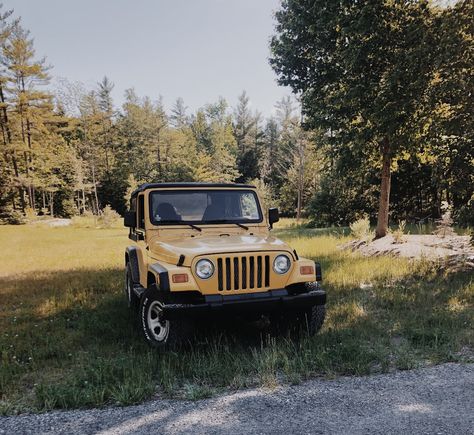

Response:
(303, 304), (326, 335)
(301, 281), (326, 335)
(270, 282), (326, 337)
(139, 287), (191, 349)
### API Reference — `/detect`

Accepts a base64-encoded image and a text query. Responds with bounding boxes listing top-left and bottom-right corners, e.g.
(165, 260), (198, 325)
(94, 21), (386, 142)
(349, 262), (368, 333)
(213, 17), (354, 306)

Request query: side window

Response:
(137, 195), (145, 230)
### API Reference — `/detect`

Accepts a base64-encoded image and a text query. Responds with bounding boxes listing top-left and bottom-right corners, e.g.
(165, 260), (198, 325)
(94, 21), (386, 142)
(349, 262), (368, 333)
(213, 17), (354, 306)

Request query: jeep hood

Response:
(148, 234), (293, 265)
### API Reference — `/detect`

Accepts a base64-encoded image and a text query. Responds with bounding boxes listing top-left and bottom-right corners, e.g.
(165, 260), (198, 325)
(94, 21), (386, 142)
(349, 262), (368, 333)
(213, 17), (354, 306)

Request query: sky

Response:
(4, 0), (291, 116)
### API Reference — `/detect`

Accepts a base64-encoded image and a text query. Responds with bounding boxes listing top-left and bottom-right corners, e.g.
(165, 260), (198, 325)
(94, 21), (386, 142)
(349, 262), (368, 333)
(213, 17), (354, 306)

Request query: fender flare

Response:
(125, 246), (141, 284)
(149, 263), (170, 292)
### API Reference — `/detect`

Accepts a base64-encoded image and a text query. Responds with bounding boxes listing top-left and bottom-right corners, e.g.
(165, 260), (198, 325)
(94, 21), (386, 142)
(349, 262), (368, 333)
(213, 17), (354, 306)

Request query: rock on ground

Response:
(1, 363), (473, 435)
(341, 234), (474, 271)
(30, 218), (72, 227)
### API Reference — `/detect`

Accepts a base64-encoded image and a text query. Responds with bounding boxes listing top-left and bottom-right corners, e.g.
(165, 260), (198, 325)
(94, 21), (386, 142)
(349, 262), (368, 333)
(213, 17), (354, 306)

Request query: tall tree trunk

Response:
(82, 188), (86, 214)
(49, 191), (54, 217)
(0, 84), (11, 143)
(296, 140), (304, 222)
(375, 138), (392, 238)
(91, 163), (100, 214)
(12, 152), (25, 212)
(0, 83), (25, 211)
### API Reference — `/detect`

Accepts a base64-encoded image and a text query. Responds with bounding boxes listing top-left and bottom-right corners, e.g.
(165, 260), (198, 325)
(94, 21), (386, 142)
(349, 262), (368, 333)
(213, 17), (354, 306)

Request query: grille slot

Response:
(216, 255), (271, 291)
(249, 257), (255, 288)
(225, 258), (231, 290)
(217, 258), (223, 290)
(257, 256), (262, 288)
(265, 255), (270, 287)
(242, 257), (247, 289)
(233, 257), (239, 289)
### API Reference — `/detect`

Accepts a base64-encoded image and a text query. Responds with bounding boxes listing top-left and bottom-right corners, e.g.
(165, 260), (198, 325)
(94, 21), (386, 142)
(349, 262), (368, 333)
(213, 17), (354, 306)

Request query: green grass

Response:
(0, 224), (472, 414)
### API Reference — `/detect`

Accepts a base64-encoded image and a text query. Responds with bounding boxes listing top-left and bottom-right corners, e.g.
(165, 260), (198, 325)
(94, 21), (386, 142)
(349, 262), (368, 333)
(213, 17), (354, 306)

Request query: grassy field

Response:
(0, 223), (472, 414)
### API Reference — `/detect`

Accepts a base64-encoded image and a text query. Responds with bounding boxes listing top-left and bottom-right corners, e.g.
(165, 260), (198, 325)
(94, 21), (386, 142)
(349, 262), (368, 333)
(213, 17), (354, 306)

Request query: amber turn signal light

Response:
(172, 273), (189, 283)
(300, 266), (314, 275)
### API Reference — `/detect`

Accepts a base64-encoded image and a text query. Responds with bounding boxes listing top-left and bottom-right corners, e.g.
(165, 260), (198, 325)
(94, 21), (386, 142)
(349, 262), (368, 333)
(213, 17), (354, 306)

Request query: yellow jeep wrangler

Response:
(124, 182), (326, 347)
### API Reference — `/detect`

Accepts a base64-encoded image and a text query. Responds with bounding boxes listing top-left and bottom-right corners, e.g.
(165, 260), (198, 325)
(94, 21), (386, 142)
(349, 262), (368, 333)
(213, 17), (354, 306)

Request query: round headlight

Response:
(195, 259), (215, 279)
(273, 254), (291, 274)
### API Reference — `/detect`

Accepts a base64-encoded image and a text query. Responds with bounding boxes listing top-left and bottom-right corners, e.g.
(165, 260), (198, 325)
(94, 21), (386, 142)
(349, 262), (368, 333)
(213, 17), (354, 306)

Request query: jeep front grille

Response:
(217, 255), (270, 291)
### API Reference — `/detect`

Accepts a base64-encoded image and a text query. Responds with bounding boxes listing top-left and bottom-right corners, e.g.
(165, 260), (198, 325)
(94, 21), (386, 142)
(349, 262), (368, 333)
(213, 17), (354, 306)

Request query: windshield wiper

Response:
(161, 220), (202, 232)
(207, 220), (249, 230)
(234, 222), (249, 230)
(187, 224), (202, 232)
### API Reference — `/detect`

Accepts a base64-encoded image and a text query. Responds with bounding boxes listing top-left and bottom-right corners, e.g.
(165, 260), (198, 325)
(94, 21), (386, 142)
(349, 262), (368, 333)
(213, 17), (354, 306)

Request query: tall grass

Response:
(0, 225), (472, 414)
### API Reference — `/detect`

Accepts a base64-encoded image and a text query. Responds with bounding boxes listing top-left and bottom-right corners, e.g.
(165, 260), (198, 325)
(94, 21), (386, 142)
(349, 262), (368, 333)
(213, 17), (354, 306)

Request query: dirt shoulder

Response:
(0, 363), (472, 435)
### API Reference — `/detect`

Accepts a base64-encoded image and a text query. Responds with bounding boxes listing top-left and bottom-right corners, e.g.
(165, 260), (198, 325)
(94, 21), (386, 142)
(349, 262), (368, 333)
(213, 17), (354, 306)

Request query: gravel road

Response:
(1, 363), (473, 435)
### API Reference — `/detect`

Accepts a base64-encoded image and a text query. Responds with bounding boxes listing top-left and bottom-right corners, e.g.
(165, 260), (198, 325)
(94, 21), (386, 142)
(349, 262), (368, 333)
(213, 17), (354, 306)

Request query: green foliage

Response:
(349, 216), (373, 241)
(98, 205), (121, 229)
(0, 2), (471, 229)
(433, 204), (456, 238)
(0, 207), (25, 225)
(71, 206), (121, 229)
(270, 0), (473, 229)
(391, 220), (407, 244)
(455, 201), (474, 228)
(71, 212), (97, 228)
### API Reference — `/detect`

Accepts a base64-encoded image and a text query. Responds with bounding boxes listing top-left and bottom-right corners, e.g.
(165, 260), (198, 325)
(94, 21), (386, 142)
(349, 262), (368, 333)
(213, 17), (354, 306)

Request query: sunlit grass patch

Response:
(0, 225), (472, 414)
(273, 217), (309, 229)
(287, 235), (414, 287)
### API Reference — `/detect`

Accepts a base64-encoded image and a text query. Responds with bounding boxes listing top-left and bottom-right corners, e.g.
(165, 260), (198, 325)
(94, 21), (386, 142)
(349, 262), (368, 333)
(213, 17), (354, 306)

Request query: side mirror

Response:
(124, 211), (136, 228)
(268, 207), (279, 229)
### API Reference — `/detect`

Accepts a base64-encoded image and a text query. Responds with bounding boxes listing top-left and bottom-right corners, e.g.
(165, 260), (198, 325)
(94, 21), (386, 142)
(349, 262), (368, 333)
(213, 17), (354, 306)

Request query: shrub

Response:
(98, 205), (121, 228)
(349, 216), (373, 241)
(391, 220), (407, 244)
(71, 212), (97, 228)
(433, 202), (456, 238)
(24, 207), (37, 221)
(71, 206), (121, 229)
(454, 196), (474, 227)
(61, 198), (78, 218)
(0, 207), (25, 225)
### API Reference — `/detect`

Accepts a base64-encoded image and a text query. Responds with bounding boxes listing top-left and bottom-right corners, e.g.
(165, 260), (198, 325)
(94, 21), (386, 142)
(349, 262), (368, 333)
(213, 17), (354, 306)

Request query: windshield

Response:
(149, 189), (262, 225)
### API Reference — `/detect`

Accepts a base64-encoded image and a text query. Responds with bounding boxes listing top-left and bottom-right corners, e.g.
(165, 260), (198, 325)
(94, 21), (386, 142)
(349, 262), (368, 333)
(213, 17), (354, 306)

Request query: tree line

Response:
(0, 1), (472, 231)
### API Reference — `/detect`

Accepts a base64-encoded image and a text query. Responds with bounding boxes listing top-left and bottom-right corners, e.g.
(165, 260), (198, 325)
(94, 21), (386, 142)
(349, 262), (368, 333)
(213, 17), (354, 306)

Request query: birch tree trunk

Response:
(91, 164), (100, 215)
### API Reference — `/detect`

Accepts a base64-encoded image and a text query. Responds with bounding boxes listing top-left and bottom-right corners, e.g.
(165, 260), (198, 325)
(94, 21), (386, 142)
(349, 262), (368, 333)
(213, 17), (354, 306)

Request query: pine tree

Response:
(170, 97), (188, 129)
(2, 21), (54, 213)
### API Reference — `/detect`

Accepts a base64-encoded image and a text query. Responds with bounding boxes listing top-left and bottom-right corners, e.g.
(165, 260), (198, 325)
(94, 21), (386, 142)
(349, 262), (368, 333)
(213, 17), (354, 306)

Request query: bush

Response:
(71, 206), (121, 229)
(391, 220), (407, 244)
(61, 198), (78, 218)
(433, 203), (456, 238)
(454, 196), (474, 227)
(350, 216), (373, 241)
(0, 207), (25, 225)
(98, 205), (121, 228)
(24, 207), (37, 221)
(71, 212), (97, 228)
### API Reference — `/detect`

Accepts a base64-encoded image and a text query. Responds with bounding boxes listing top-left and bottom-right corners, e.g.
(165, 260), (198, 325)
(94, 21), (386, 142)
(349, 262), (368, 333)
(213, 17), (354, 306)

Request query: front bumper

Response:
(162, 288), (326, 319)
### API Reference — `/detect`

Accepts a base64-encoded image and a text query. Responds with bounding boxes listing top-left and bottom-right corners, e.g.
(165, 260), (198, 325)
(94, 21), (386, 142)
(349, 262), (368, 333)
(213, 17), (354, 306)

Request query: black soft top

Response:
(130, 182), (256, 198)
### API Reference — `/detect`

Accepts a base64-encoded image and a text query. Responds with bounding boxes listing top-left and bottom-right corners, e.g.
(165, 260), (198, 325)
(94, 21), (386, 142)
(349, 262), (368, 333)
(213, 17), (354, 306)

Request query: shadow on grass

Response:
(1, 263), (472, 413)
